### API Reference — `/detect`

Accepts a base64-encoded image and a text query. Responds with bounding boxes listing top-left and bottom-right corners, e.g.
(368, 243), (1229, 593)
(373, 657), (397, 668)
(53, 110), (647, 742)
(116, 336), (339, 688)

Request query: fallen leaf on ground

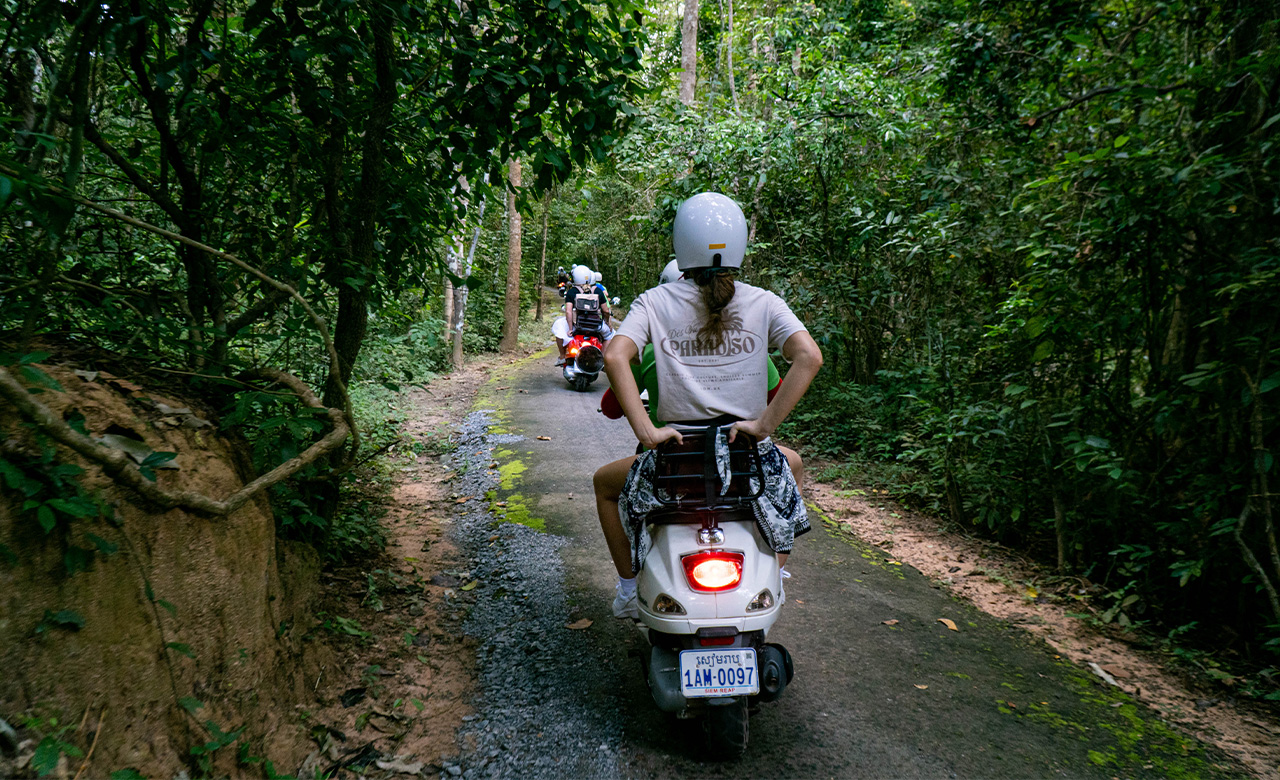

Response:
(795, 599), (804, 604)
(455, 497), (470, 504)
(882, 619), (900, 626)
(489, 461), (498, 468)
(488, 534), (499, 541)
(938, 618), (958, 631)
(376, 757), (426, 775)
(460, 580), (479, 591)
(888, 560), (903, 566)
(566, 619), (593, 630)
(497, 386), (510, 390)
(914, 684), (928, 690)
(537, 436), (552, 441)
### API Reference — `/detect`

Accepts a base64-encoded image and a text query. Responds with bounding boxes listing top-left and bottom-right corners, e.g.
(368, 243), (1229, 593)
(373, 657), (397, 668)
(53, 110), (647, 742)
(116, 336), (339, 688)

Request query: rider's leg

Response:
(775, 444), (804, 570)
(594, 455), (638, 578)
(777, 444), (804, 492)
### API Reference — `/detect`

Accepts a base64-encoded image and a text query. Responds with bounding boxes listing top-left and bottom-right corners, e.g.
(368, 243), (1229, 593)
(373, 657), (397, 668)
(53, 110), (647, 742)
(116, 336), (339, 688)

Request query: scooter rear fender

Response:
(637, 519), (782, 636)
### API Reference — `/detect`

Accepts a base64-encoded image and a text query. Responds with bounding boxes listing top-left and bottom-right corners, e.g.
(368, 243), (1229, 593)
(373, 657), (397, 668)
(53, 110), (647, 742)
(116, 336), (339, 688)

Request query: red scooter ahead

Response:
(562, 294), (612, 392)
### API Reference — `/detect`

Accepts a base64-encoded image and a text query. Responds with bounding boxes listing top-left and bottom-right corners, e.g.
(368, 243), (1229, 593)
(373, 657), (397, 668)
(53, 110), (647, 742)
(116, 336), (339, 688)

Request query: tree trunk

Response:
(725, 0), (737, 110)
(499, 159), (523, 353)
(679, 0), (699, 106)
(534, 190), (551, 322)
(323, 0), (394, 407)
(1053, 489), (1067, 573)
(442, 273), (454, 346)
(450, 195), (487, 369)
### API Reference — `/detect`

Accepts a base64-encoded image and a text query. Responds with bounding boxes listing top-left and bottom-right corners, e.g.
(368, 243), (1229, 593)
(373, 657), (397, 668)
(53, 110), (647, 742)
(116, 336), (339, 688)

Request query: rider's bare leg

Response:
(777, 444), (804, 492)
(594, 455), (638, 578)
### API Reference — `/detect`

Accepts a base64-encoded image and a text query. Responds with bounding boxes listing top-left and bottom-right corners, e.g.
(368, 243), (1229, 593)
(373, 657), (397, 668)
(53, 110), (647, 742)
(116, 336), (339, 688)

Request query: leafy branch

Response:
(0, 365), (348, 517)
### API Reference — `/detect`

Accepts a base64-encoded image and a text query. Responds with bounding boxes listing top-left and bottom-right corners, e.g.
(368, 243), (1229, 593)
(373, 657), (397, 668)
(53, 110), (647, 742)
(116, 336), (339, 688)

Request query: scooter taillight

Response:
(682, 551), (744, 592)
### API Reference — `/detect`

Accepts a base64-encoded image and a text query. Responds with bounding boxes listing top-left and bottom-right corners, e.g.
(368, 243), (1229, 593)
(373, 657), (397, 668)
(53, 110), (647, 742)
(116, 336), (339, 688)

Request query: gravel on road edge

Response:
(437, 410), (627, 780)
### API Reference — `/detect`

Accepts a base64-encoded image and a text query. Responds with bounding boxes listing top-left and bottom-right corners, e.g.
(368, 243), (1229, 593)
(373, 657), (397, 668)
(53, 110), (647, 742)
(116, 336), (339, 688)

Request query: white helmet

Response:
(571, 265), (592, 285)
(593, 271), (603, 284)
(672, 192), (747, 272)
(658, 259), (682, 285)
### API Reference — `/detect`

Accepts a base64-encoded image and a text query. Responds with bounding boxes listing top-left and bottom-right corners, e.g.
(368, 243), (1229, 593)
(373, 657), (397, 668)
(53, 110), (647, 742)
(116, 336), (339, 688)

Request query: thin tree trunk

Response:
(499, 159), (523, 352)
(1053, 489), (1067, 573)
(725, 0), (737, 110)
(442, 273), (454, 345)
(444, 175), (470, 352)
(680, 0), (699, 106)
(450, 195), (487, 369)
(534, 190), (551, 322)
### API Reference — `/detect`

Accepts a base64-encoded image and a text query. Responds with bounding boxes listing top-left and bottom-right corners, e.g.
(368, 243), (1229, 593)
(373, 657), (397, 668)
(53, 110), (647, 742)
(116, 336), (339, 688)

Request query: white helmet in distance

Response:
(571, 265), (592, 285)
(672, 192), (747, 272)
(593, 271), (603, 284)
(658, 259), (683, 285)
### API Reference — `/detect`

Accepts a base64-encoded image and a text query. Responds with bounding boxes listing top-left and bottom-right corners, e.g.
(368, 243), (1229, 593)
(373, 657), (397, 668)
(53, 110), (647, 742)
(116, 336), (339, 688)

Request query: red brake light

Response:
(682, 551), (744, 592)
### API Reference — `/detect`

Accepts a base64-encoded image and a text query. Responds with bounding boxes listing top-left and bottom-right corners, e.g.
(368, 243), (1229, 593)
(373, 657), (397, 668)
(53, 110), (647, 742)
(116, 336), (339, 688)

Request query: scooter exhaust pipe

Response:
(576, 344), (604, 374)
(756, 643), (793, 702)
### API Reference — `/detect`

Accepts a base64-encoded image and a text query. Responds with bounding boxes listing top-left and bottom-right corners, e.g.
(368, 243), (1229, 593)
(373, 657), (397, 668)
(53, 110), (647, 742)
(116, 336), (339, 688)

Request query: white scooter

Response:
(632, 427), (794, 759)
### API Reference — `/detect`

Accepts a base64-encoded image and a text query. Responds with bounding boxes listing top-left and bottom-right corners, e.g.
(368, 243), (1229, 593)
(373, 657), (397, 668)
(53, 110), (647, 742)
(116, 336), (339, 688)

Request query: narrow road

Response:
(443, 349), (1244, 779)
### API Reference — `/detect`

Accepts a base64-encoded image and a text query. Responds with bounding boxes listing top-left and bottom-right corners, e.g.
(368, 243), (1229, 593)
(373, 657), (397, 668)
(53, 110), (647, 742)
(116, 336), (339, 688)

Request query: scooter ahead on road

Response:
(562, 293), (608, 392)
(632, 427), (794, 759)
(562, 331), (605, 391)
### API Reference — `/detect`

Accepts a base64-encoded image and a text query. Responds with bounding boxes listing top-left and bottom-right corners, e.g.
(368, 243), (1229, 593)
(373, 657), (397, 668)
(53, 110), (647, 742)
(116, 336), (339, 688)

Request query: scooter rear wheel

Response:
(572, 375), (591, 392)
(703, 697), (748, 760)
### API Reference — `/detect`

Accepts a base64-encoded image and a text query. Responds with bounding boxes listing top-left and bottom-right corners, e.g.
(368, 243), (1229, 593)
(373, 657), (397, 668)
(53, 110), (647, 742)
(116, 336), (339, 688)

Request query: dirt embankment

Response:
(0, 364), (330, 777)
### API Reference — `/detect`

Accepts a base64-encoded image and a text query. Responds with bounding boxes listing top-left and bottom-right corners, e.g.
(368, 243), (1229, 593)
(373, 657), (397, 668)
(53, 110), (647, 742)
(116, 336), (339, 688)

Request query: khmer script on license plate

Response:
(678, 648), (759, 697)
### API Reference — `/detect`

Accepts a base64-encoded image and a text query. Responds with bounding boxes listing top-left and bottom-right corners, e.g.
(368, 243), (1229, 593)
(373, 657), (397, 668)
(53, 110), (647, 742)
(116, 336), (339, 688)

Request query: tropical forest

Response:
(1, 0), (1278, 776)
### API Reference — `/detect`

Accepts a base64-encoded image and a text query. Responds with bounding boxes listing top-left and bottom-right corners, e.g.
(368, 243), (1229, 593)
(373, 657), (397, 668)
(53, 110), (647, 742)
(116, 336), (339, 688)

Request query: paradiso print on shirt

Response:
(659, 317), (762, 367)
(655, 315), (768, 406)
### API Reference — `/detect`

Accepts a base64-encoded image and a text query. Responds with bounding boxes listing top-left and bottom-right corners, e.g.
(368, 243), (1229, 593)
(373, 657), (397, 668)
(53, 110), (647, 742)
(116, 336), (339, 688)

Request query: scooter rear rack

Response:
(650, 426), (766, 515)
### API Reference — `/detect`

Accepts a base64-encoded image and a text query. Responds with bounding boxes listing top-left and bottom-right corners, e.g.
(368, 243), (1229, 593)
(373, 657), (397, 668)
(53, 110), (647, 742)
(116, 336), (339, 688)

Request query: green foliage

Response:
(316, 611), (373, 642)
(567, 0), (1280, 662)
(0, 438), (113, 579)
(19, 713), (83, 777)
(188, 719), (245, 777)
(1, 0), (648, 571)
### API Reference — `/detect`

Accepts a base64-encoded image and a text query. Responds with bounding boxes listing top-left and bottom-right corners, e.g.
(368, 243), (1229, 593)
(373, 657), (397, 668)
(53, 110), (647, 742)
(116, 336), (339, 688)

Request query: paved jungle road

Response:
(468, 351), (1242, 779)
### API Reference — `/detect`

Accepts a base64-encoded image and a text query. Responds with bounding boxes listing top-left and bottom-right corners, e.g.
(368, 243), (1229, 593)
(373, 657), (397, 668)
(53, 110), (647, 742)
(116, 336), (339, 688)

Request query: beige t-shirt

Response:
(616, 279), (807, 424)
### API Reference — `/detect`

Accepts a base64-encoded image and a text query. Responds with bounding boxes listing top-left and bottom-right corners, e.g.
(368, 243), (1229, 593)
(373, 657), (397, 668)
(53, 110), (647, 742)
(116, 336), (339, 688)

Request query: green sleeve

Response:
(767, 355), (780, 390)
(640, 343), (663, 427)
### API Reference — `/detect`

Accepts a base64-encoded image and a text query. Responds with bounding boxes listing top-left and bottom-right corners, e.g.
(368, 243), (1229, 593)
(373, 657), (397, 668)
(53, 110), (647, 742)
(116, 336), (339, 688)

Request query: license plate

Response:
(679, 648), (759, 697)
